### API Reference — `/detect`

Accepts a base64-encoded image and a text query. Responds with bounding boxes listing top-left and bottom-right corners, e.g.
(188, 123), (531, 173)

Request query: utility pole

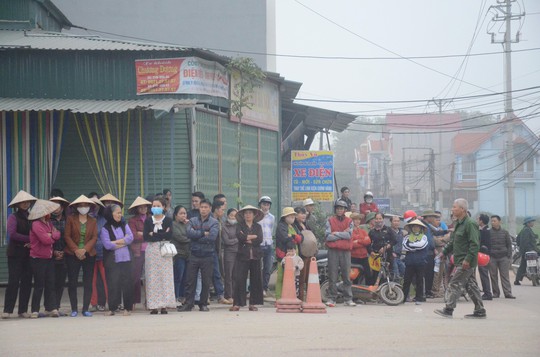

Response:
(429, 149), (436, 209)
(488, 0), (523, 235)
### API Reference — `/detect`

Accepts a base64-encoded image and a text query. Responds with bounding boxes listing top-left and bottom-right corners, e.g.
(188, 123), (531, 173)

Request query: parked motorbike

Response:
(525, 251), (540, 286)
(320, 249), (404, 306)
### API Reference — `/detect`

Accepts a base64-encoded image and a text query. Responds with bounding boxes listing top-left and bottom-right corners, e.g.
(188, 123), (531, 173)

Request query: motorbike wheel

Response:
(511, 253), (520, 275)
(379, 284), (404, 306)
(320, 280), (330, 302)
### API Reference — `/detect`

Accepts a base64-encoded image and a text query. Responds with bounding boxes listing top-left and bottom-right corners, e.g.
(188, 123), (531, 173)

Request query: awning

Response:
(0, 97), (200, 115)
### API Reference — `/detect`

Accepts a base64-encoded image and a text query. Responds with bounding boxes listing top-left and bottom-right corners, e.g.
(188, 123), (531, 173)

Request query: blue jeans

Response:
(261, 245), (273, 291)
(173, 257), (187, 299)
(212, 252), (224, 298)
(393, 257), (405, 279)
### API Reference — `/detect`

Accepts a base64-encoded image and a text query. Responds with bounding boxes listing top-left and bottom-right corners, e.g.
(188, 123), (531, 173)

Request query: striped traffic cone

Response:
(276, 256), (302, 313)
(302, 257), (326, 313)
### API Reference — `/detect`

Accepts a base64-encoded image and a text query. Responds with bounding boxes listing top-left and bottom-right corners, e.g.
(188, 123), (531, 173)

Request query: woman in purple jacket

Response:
(101, 204), (134, 316)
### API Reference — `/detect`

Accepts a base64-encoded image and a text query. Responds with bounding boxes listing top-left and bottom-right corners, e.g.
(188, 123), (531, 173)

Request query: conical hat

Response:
(405, 219), (427, 229)
(28, 199), (60, 220)
(129, 196), (152, 210)
(236, 205), (265, 223)
(8, 190), (37, 208)
(69, 195), (96, 206)
(90, 196), (105, 207)
(49, 196), (70, 206)
(100, 193), (123, 207)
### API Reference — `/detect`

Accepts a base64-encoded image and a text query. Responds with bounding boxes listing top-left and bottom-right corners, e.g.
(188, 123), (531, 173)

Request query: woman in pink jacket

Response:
(29, 200), (61, 318)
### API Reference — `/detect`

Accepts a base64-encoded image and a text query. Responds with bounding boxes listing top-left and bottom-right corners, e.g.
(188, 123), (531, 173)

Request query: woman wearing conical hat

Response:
(28, 199), (61, 318)
(127, 196), (152, 308)
(2, 190), (37, 319)
(64, 195), (98, 317)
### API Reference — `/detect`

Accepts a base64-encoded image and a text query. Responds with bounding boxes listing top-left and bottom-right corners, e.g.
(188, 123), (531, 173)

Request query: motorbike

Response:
(525, 251), (540, 286)
(320, 248), (404, 306)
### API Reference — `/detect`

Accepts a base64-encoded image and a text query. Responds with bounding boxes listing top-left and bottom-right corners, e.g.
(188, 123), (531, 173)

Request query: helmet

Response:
(258, 196), (272, 205)
(477, 252), (490, 267)
(364, 191), (374, 198)
(334, 200), (348, 209)
(403, 210), (417, 223)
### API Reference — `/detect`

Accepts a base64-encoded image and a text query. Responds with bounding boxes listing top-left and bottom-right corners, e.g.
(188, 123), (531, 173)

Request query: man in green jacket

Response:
(515, 217), (539, 285)
(434, 198), (486, 319)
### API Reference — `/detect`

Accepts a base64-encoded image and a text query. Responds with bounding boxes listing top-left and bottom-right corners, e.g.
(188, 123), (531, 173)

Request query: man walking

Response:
(434, 198), (486, 319)
(515, 217), (539, 285)
(488, 215), (515, 299)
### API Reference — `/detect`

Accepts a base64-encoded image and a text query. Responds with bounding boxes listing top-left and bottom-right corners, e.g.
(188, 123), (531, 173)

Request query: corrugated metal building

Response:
(0, 0), (355, 283)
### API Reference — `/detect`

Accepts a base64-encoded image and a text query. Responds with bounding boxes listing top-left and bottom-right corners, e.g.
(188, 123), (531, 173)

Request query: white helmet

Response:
(259, 196), (272, 205)
(364, 191), (374, 198)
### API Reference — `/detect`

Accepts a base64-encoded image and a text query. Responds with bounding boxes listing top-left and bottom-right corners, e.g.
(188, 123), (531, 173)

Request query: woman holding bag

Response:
(143, 196), (176, 314)
(293, 206), (317, 301)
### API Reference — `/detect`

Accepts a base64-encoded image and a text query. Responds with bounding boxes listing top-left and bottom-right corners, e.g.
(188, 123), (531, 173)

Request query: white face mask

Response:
(77, 206), (90, 215)
(365, 198), (373, 204)
(227, 219), (237, 225)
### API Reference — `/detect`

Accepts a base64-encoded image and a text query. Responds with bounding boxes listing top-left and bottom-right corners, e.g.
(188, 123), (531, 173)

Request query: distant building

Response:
(452, 118), (540, 217)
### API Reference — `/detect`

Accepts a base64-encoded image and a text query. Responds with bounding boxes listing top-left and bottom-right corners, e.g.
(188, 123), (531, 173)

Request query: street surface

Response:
(1, 273), (539, 356)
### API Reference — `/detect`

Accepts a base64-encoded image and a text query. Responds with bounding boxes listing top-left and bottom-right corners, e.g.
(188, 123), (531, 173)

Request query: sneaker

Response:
(481, 294), (492, 301)
(89, 305), (98, 312)
(2, 312), (11, 319)
(263, 290), (268, 297)
(514, 280), (521, 286)
(150, 309), (159, 314)
(58, 310), (67, 317)
(118, 304), (124, 311)
(123, 310), (131, 316)
(105, 310), (115, 316)
(70, 311), (78, 317)
(505, 295), (516, 299)
(31, 312), (39, 319)
(97, 305), (106, 311)
(160, 308), (168, 314)
(18, 312), (31, 319)
(344, 300), (357, 307)
(434, 308), (453, 318)
(464, 311), (486, 319)
(49, 309), (60, 318)
(325, 300), (336, 307)
(82, 311), (93, 317)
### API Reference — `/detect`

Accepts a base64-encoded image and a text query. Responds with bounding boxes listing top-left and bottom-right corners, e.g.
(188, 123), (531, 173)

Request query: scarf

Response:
(152, 215), (164, 233)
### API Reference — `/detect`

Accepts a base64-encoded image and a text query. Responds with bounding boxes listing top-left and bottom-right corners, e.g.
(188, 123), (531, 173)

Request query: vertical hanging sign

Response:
(291, 150), (334, 202)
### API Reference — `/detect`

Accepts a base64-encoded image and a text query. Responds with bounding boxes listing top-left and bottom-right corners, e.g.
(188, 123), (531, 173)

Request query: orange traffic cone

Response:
(302, 257), (326, 313)
(276, 256), (302, 313)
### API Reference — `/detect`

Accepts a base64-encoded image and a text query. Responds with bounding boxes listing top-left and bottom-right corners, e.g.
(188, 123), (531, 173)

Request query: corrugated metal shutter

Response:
(195, 110), (219, 196)
(260, 129), (279, 217)
(240, 125), (259, 207)
(0, 247), (7, 283)
(220, 117), (240, 204)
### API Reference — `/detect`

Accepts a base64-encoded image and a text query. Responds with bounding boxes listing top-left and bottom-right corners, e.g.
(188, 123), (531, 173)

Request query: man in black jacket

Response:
(179, 199), (219, 312)
(477, 214), (492, 300)
(488, 215), (515, 298)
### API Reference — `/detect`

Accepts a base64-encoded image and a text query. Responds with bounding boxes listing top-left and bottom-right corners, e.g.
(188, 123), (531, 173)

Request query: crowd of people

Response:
(2, 186), (538, 320)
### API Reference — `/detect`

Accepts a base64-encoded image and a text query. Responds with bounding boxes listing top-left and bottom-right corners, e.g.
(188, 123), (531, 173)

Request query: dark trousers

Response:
(3, 255), (32, 314)
(516, 256), (527, 282)
(403, 264), (425, 301)
(54, 261), (67, 309)
(478, 265), (492, 297)
(66, 254), (95, 312)
(131, 253), (145, 304)
(424, 255), (435, 294)
(233, 258), (263, 307)
(173, 256), (188, 299)
(223, 251), (237, 299)
(261, 245), (273, 291)
(183, 255), (213, 307)
(105, 260), (133, 311)
(31, 258), (56, 312)
(351, 257), (371, 285)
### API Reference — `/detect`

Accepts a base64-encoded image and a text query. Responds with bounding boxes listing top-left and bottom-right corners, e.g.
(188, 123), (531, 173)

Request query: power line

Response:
(294, 85), (540, 104)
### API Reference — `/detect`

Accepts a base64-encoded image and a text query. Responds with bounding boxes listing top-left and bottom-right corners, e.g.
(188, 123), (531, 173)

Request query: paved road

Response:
(1, 275), (539, 356)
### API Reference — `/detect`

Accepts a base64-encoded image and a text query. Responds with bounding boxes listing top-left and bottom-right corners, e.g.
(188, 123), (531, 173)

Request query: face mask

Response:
(374, 221), (384, 229)
(77, 206), (90, 215)
(227, 219), (237, 225)
(151, 207), (163, 216)
(366, 198), (373, 203)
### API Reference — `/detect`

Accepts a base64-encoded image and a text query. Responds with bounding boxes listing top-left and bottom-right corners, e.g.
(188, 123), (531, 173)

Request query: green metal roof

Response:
(0, 97), (200, 113)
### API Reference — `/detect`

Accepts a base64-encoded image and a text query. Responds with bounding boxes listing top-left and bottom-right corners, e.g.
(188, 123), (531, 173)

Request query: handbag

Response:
(160, 241), (177, 257)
